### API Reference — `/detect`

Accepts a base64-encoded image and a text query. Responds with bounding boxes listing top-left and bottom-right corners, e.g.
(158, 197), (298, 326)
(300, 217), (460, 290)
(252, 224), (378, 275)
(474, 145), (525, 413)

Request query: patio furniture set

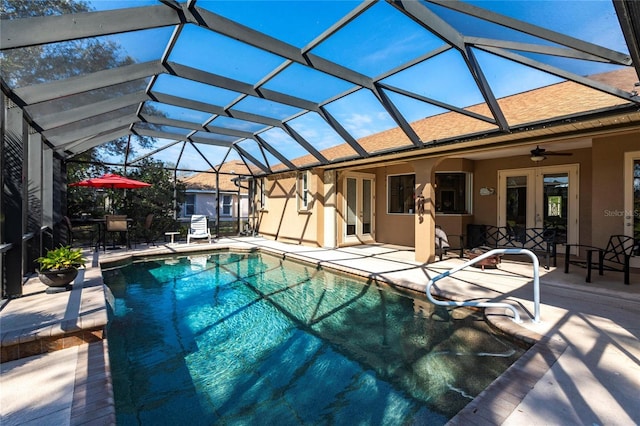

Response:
(438, 224), (636, 284)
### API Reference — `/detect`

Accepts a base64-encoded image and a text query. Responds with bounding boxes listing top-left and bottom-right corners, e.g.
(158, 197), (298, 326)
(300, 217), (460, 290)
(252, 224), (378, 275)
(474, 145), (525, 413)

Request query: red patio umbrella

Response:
(70, 173), (151, 216)
(69, 173), (151, 189)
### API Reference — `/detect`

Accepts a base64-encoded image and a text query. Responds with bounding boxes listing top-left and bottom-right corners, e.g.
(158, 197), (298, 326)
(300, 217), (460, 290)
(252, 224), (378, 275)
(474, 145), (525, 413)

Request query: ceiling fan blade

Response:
(530, 146), (572, 158)
(530, 145), (545, 156)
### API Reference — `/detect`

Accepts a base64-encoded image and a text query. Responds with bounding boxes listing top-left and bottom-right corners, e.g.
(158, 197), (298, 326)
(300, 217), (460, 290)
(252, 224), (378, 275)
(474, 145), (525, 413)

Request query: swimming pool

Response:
(103, 251), (527, 425)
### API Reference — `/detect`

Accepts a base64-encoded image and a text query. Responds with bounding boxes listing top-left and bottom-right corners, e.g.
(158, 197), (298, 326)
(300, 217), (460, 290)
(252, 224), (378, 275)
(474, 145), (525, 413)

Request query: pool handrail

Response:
(426, 248), (541, 323)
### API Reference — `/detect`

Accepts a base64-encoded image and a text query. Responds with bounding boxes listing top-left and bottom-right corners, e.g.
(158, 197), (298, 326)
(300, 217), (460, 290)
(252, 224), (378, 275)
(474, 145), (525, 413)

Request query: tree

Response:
(121, 159), (186, 240)
(2, 0), (179, 223)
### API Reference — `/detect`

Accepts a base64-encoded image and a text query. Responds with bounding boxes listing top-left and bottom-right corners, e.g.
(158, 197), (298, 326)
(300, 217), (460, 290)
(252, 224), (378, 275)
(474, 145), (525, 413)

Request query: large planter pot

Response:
(37, 267), (78, 292)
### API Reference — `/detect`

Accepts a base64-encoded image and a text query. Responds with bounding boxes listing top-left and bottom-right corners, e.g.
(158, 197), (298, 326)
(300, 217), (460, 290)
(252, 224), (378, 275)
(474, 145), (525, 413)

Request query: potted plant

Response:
(35, 245), (87, 291)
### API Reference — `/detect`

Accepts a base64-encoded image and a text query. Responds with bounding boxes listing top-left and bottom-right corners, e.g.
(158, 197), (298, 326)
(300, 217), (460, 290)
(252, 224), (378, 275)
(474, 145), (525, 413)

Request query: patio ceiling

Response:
(2, 0), (639, 177)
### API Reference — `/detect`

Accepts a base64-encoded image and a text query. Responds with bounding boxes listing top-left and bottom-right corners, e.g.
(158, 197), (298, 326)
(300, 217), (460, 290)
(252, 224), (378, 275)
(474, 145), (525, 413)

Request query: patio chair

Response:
(435, 225), (464, 261)
(63, 215), (94, 247)
(135, 213), (157, 246)
(564, 235), (635, 284)
(187, 215), (212, 244)
(104, 215), (130, 251)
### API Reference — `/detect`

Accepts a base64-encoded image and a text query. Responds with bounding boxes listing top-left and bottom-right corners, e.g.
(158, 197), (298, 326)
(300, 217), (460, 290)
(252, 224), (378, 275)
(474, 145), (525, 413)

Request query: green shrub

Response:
(36, 246), (87, 271)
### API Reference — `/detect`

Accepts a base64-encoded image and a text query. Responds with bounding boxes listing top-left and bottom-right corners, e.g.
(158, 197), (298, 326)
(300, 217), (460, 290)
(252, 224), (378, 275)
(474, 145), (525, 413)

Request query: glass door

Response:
(624, 151), (640, 267)
(540, 172), (569, 245)
(498, 170), (535, 229)
(344, 173), (374, 244)
(500, 165), (578, 252)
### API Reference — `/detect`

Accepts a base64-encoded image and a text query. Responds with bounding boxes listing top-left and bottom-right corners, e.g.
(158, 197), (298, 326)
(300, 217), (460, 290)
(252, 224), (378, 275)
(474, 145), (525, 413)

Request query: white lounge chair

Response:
(188, 254), (209, 270)
(187, 215), (212, 244)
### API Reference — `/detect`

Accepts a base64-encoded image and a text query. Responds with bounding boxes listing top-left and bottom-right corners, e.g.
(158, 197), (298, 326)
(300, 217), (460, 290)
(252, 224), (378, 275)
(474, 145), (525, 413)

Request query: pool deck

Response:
(1, 236), (639, 425)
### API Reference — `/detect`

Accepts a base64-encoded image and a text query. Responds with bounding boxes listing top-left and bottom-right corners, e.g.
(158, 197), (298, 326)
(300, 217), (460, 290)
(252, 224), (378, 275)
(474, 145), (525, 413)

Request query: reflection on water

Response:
(104, 252), (527, 425)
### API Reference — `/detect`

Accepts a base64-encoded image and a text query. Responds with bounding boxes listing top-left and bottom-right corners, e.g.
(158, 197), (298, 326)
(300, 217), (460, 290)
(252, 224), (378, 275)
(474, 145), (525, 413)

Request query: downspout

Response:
(215, 171), (220, 238)
(233, 175), (250, 235)
(173, 168), (177, 221)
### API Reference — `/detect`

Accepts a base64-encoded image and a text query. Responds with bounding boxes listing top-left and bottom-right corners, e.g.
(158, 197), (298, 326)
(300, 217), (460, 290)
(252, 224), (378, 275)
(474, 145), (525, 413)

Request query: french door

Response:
(624, 151), (640, 267)
(344, 173), (374, 244)
(498, 164), (579, 252)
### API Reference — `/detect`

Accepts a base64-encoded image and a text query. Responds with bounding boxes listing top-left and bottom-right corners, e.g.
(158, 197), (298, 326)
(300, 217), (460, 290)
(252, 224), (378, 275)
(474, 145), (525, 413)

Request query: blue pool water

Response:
(103, 251), (526, 425)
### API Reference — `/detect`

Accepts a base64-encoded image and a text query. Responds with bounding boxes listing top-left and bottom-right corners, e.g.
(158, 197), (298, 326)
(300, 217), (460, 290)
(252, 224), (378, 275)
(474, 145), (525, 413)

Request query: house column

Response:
(323, 170), (337, 248)
(412, 158), (442, 263)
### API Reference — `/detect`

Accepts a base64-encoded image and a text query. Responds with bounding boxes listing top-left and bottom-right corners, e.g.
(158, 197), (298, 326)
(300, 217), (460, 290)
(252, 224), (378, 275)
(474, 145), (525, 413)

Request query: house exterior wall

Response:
(190, 192), (217, 218)
(368, 159), (474, 248)
(592, 133), (640, 247)
(257, 171), (321, 246)
(473, 146), (592, 247)
(252, 131), (640, 262)
(374, 164), (414, 247)
(429, 158), (474, 239)
(180, 191), (249, 224)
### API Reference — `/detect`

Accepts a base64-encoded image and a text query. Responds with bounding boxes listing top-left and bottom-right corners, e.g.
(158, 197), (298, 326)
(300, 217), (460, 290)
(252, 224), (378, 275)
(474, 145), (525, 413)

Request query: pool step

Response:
(0, 271), (108, 363)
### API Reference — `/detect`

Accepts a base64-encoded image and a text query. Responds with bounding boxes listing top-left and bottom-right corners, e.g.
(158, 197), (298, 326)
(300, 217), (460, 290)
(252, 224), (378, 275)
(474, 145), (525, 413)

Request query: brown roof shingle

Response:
(185, 68), (637, 175)
(181, 160), (251, 191)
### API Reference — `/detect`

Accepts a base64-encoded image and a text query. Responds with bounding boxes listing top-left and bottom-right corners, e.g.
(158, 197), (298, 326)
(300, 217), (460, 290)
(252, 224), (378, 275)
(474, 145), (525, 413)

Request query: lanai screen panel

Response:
(259, 127), (322, 170)
(141, 141), (185, 169)
(151, 75), (241, 109)
(286, 112), (358, 162)
(169, 25), (287, 85)
(141, 102), (212, 127)
(208, 116), (266, 134)
(0, 0), (638, 174)
(125, 134), (172, 165)
(234, 139), (272, 175)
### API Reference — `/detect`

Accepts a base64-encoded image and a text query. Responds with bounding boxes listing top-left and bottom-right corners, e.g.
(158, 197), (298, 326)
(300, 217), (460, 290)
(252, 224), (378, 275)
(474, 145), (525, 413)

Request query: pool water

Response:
(103, 251), (526, 425)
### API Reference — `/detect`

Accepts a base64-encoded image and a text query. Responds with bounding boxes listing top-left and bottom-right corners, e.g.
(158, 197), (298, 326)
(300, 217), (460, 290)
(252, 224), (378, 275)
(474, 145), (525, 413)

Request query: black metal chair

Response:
(104, 215), (130, 251)
(564, 235), (635, 284)
(63, 215), (94, 247)
(138, 213), (156, 246)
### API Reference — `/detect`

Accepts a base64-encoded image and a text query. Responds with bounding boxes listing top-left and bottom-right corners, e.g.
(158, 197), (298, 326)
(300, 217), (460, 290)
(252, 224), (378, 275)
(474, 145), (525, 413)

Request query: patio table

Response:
(165, 231), (180, 244)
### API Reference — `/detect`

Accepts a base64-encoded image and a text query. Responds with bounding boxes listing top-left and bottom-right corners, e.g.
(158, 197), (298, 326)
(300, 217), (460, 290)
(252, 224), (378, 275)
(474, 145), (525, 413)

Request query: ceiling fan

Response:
(530, 145), (572, 162)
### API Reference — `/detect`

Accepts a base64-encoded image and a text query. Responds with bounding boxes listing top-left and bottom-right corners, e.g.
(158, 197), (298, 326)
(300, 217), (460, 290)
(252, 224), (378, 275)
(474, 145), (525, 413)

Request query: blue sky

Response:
(85, 0), (629, 173)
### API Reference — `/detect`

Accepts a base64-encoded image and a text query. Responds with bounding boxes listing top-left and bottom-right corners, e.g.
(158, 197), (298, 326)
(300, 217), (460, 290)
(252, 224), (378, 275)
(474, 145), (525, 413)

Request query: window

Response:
(221, 195), (233, 216)
(435, 172), (471, 214)
(185, 194), (195, 216)
(297, 171), (310, 211)
(388, 174), (415, 214)
(259, 178), (268, 210)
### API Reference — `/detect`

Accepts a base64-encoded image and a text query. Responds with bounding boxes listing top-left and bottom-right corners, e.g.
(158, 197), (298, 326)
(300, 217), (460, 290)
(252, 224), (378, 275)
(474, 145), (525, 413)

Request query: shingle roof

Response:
(289, 68), (637, 167)
(181, 160), (251, 191)
(181, 68), (637, 175)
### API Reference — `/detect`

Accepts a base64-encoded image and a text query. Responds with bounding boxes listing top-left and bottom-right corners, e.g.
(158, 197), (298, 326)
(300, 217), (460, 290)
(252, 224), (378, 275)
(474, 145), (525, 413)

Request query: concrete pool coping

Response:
(1, 236), (639, 425)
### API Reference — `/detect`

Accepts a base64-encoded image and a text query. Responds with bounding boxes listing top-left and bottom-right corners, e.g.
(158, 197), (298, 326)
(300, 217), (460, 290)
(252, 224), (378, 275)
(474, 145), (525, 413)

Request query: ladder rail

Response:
(426, 248), (541, 323)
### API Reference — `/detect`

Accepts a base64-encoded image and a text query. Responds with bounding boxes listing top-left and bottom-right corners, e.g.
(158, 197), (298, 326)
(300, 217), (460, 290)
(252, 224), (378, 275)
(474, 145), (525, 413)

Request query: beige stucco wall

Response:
(592, 133), (640, 247)
(374, 163), (415, 247)
(254, 131), (639, 258)
(256, 170), (322, 246)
